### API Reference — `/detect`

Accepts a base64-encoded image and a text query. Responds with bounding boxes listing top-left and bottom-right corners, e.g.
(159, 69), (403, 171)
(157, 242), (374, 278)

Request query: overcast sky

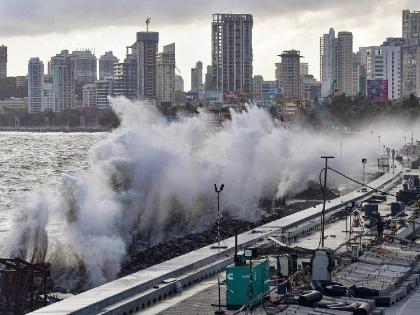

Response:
(0, 0), (417, 90)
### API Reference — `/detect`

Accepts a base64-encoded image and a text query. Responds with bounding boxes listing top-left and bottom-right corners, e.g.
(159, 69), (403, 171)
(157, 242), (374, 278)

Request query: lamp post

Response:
(214, 184), (224, 249)
(362, 158), (367, 189)
(320, 156), (334, 248)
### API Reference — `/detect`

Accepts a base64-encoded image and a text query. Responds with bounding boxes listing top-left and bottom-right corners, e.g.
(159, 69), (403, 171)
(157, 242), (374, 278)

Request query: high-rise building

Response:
(252, 75), (264, 101)
(359, 45), (401, 100)
(320, 28), (337, 97)
(384, 36), (420, 97)
(96, 77), (113, 109)
(51, 50), (75, 112)
(212, 14), (253, 97)
(82, 84), (97, 107)
(71, 50), (97, 85)
(28, 57), (44, 113)
(156, 43), (176, 106)
(131, 31), (159, 100)
(300, 63), (309, 76)
(403, 10), (420, 39)
(0, 45), (6, 78)
(42, 82), (53, 111)
(337, 31), (354, 96)
(113, 53), (137, 100)
(175, 74), (184, 92)
(204, 65), (216, 91)
(191, 61), (203, 92)
(278, 50), (302, 99)
(301, 74), (321, 101)
(99, 51), (119, 80)
(275, 62), (281, 82)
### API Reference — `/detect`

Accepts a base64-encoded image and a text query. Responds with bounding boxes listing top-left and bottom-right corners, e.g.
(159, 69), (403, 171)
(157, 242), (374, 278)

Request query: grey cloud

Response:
(0, 0), (416, 37)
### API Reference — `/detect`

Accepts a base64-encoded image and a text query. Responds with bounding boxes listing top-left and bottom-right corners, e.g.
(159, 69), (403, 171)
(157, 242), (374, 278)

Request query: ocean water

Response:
(0, 132), (106, 237)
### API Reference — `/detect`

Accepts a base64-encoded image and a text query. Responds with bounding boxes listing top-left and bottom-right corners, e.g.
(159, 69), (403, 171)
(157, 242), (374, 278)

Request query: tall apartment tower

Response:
(403, 10), (420, 39)
(113, 51), (137, 100)
(337, 31), (354, 96)
(51, 50), (75, 112)
(175, 75), (184, 92)
(71, 50), (97, 85)
(99, 51), (119, 80)
(131, 32), (159, 100)
(212, 14), (253, 97)
(359, 45), (402, 100)
(28, 57), (44, 113)
(191, 61), (203, 92)
(0, 45), (7, 78)
(278, 50), (302, 99)
(320, 28), (337, 97)
(156, 43), (176, 106)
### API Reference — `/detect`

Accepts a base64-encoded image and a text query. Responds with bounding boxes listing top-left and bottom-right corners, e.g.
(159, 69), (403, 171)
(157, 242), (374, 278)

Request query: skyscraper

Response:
(359, 45), (401, 100)
(320, 28), (337, 97)
(337, 31), (354, 96)
(320, 29), (355, 97)
(156, 43), (176, 106)
(51, 50), (75, 112)
(0, 45), (7, 78)
(191, 61), (203, 92)
(99, 51), (119, 80)
(82, 84), (97, 107)
(279, 50), (302, 99)
(96, 77), (113, 109)
(175, 75), (184, 92)
(132, 31), (159, 100)
(113, 52), (137, 100)
(71, 50), (97, 85)
(403, 10), (420, 39)
(28, 57), (44, 113)
(212, 14), (253, 97)
(42, 83), (53, 111)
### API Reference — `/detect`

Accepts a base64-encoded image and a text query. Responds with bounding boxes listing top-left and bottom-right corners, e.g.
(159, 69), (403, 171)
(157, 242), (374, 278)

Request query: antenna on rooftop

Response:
(146, 17), (151, 32)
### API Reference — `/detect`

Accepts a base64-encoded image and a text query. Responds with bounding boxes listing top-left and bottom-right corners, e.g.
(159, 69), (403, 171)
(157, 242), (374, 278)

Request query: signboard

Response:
(367, 79), (388, 103)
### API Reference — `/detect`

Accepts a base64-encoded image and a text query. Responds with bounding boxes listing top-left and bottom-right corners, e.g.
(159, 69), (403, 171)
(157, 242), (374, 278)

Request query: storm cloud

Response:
(0, 0), (416, 37)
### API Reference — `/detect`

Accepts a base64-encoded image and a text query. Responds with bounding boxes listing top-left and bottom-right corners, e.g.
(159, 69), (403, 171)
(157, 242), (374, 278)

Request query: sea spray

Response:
(1, 97), (412, 289)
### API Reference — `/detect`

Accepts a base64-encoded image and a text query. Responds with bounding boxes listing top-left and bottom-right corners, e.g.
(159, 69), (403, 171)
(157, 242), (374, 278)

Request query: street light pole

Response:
(362, 158), (367, 189)
(214, 184), (224, 249)
(320, 156), (334, 248)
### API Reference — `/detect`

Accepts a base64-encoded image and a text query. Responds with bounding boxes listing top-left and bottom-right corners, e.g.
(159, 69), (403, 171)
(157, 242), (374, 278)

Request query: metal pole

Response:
(363, 163), (365, 186)
(321, 156), (334, 248)
(217, 192), (220, 249)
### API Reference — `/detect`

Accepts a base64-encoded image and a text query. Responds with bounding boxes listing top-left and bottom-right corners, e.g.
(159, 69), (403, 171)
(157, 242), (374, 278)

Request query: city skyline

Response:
(0, 0), (418, 90)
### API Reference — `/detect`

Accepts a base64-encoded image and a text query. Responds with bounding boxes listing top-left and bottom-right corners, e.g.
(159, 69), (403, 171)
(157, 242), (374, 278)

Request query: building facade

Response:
(71, 50), (97, 85)
(175, 74), (184, 92)
(279, 50), (302, 99)
(156, 43), (176, 106)
(211, 14), (253, 97)
(82, 84), (97, 107)
(99, 51), (119, 80)
(403, 10), (420, 39)
(359, 45), (401, 100)
(337, 31), (354, 96)
(132, 31), (159, 100)
(42, 83), (53, 111)
(252, 75), (264, 101)
(96, 78), (113, 109)
(191, 61), (203, 94)
(0, 45), (6, 78)
(113, 54), (137, 100)
(51, 50), (75, 112)
(320, 28), (337, 97)
(28, 57), (44, 113)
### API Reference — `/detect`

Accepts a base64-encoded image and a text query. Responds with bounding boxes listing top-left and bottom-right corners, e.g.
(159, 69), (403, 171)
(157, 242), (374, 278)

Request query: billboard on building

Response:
(367, 79), (388, 103)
